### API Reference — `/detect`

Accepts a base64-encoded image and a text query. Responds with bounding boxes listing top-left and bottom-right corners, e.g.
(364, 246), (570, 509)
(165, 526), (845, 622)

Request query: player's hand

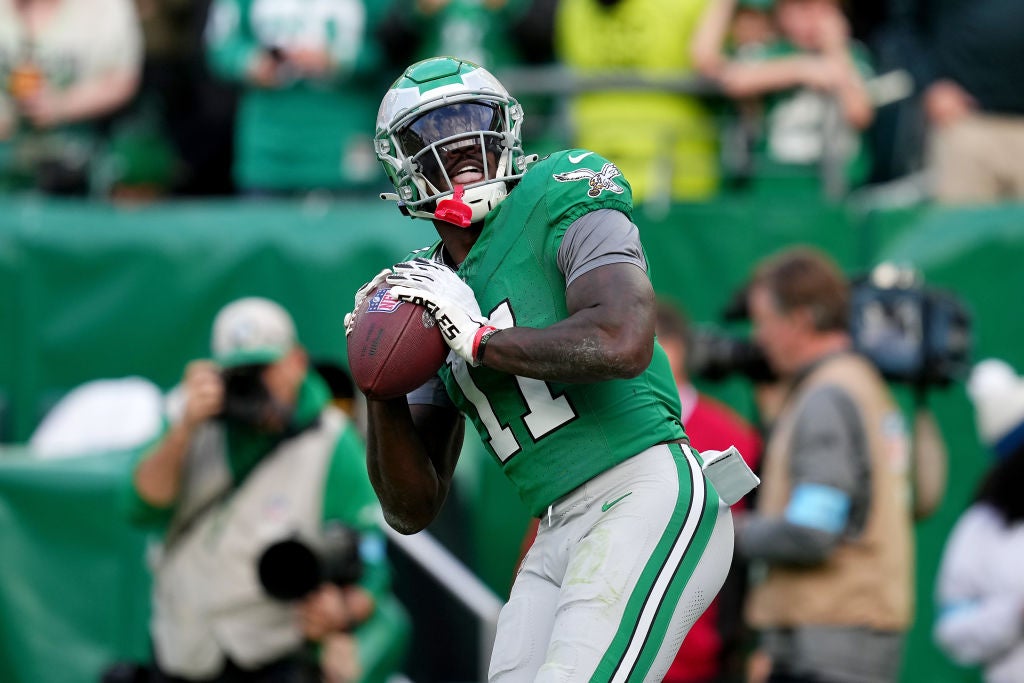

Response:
(387, 258), (495, 366)
(344, 268), (393, 337)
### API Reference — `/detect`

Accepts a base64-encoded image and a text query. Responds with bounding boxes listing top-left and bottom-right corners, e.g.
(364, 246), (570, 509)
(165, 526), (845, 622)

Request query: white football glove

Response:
(344, 268), (392, 337)
(386, 258), (497, 366)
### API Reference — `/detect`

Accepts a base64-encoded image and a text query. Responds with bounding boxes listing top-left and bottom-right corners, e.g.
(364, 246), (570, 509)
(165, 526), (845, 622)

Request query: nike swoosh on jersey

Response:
(601, 491), (633, 512)
(567, 151), (594, 164)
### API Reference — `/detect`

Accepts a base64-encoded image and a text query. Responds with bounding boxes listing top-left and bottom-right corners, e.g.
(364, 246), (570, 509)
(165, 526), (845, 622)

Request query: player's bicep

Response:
(564, 261), (654, 320)
(562, 263), (656, 376)
(559, 207), (654, 336)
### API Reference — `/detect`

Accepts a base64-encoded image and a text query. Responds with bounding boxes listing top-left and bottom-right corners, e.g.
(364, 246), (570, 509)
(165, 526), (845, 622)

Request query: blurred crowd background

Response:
(2, 1), (1024, 683)
(0, 0), (1020, 206)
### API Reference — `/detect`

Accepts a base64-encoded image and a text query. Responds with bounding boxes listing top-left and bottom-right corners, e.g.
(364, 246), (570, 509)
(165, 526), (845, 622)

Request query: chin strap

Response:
(434, 184), (474, 227)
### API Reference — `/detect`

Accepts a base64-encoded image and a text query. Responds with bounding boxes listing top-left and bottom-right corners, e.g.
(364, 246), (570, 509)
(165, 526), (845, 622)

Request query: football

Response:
(346, 286), (448, 400)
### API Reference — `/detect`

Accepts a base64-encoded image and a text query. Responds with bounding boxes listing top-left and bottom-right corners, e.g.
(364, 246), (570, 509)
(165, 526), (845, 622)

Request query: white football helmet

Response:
(375, 57), (528, 224)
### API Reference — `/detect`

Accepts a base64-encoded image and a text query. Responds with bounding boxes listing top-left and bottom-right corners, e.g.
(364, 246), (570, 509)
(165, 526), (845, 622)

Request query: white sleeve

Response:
(934, 505), (1024, 665)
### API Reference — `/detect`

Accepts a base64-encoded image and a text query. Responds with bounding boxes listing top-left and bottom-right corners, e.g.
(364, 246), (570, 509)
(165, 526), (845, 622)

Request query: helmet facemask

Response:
(375, 60), (527, 225)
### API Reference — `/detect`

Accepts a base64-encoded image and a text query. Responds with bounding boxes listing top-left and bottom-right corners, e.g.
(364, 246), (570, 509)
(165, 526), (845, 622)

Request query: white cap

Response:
(967, 358), (1024, 457)
(211, 297), (297, 368)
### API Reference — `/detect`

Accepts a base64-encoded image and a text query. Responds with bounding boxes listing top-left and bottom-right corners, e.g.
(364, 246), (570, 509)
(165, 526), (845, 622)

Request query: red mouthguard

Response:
(434, 185), (473, 227)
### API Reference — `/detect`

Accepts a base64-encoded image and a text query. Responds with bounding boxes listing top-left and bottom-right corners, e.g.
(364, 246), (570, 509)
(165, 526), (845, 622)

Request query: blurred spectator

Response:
(656, 299), (763, 683)
(690, 0), (776, 192)
(204, 0), (388, 196)
(376, 0), (560, 153)
(739, 247), (913, 683)
(98, 0), (195, 200)
(839, 0), (924, 185)
(934, 359), (1024, 683)
(554, 0), (721, 204)
(692, 0), (777, 75)
(693, 0), (875, 198)
(377, 0), (546, 72)
(0, 0), (143, 195)
(121, 297), (407, 682)
(107, 0), (237, 199)
(917, 0), (1024, 203)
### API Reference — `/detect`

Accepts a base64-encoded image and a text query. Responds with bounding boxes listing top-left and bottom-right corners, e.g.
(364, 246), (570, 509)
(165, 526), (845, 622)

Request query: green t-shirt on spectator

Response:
(204, 0), (389, 193)
(732, 39), (875, 198)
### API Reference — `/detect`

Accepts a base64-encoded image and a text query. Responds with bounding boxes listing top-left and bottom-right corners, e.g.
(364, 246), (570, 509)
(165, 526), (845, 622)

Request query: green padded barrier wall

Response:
(0, 199), (432, 442)
(4, 197), (1022, 683)
(0, 450), (154, 683)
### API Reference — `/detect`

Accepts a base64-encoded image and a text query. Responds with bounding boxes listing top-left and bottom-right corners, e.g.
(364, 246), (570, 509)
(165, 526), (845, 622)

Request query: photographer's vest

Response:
(746, 353), (913, 630)
(150, 408), (345, 678)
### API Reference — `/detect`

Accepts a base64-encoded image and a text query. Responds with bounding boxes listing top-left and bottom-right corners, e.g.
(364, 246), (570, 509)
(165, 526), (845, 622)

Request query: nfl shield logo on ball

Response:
(367, 288), (403, 313)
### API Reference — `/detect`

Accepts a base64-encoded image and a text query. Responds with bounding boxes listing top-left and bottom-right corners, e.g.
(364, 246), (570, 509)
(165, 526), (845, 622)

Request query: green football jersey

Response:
(425, 150), (687, 516)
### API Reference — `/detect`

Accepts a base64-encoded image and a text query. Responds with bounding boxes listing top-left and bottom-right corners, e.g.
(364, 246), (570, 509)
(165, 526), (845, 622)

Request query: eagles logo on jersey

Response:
(553, 162), (625, 198)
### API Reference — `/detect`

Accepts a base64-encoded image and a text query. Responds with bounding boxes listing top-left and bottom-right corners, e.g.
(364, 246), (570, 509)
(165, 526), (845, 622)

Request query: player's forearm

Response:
(480, 264), (656, 383)
(365, 399), (452, 534)
(481, 317), (653, 383)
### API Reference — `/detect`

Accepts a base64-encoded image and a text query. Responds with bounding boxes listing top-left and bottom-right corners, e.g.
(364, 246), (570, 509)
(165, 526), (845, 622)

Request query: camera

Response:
(219, 364), (272, 425)
(848, 265), (971, 388)
(257, 522), (364, 602)
(689, 264), (972, 388)
(688, 328), (776, 384)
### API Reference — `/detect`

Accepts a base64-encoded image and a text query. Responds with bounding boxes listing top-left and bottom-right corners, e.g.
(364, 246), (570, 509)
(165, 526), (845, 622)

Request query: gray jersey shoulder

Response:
(557, 208), (647, 286)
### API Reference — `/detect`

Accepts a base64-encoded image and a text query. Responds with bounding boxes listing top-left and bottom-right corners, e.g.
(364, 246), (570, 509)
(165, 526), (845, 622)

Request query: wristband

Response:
(472, 325), (499, 364)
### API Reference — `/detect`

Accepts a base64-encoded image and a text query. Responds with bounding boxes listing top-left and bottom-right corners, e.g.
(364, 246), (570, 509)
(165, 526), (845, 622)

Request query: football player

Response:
(348, 57), (744, 682)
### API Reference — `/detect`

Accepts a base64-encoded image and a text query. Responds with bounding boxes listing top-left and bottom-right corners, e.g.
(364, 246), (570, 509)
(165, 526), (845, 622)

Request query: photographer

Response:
(122, 297), (403, 683)
(737, 247), (914, 683)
